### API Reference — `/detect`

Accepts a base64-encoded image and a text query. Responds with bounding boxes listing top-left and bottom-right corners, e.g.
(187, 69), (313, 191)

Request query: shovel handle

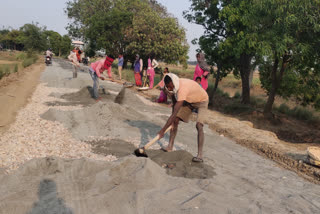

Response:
(144, 125), (172, 150)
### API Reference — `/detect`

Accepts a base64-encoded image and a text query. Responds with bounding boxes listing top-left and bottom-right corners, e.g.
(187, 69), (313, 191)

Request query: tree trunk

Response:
(240, 53), (252, 104)
(249, 69), (254, 88)
(263, 54), (289, 115)
(264, 57), (279, 116)
(209, 65), (221, 105)
(123, 59), (129, 69)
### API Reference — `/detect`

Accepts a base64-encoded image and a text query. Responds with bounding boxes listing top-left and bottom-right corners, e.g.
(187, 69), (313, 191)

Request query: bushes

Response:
(0, 64), (19, 79)
(22, 51), (38, 68)
(14, 64), (18, 73)
(22, 57), (37, 68)
(277, 103), (290, 114)
(15, 52), (27, 61)
(0, 65), (11, 79)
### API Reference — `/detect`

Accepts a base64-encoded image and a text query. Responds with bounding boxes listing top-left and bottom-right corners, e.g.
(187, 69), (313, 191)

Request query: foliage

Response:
(0, 24), (72, 56)
(252, 0), (320, 112)
(184, 0), (259, 104)
(66, 0), (189, 65)
(60, 35), (72, 56)
(19, 23), (47, 51)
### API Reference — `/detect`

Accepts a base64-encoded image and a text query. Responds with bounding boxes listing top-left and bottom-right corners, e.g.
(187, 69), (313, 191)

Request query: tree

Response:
(19, 23), (47, 51)
(44, 31), (62, 56)
(251, 0), (320, 114)
(60, 35), (72, 56)
(66, 0), (189, 65)
(184, 0), (259, 104)
(1, 30), (24, 50)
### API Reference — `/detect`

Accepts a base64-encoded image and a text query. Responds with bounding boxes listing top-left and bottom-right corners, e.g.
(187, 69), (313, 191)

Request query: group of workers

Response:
(67, 51), (210, 163)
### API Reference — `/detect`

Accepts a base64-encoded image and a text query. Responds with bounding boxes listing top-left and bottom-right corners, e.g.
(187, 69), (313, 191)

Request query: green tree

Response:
(44, 30), (63, 56)
(60, 35), (72, 56)
(184, 0), (259, 104)
(184, 1), (234, 100)
(251, 0), (320, 114)
(66, 0), (189, 65)
(19, 23), (47, 51)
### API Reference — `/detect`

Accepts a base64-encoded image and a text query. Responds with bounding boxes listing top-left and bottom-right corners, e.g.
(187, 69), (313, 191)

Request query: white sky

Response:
(0, 0), (204, 60)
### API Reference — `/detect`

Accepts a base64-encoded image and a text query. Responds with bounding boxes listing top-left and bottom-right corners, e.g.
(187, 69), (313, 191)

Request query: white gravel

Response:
(0, 83), (116, 172)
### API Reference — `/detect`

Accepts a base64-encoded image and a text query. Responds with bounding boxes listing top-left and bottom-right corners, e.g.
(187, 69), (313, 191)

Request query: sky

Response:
(0, 0), (204, 60)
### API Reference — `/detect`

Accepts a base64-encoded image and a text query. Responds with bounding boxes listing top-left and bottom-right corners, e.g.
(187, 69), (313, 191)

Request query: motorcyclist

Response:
(45, 48), (53, 63)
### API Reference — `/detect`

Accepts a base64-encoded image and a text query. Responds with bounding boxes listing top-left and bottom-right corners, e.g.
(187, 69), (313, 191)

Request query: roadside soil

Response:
(0, 59), (45, 134)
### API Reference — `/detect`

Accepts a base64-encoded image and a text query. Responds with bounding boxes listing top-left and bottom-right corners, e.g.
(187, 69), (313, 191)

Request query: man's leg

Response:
(118, 66), (122, 80)
(196, 122), (204, 159)
(90, 70), (99, 99)
(73, 66), (77, 78)
(164, 117), (180, 152)
(192, 100), (208, 161)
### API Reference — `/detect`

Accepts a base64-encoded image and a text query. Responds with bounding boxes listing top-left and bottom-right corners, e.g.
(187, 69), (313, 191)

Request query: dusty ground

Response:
(0, 58), (320, 213)
(0, 60), (44, 134)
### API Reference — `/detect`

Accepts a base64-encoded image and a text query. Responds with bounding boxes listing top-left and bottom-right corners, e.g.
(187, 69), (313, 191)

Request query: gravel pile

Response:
(0, 83), (116, 172)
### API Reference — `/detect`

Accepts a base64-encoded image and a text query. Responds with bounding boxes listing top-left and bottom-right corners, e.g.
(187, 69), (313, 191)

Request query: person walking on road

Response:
(118, 54), (124, 80)
(158, 73), (209, 162)
(193, 52), (210, 90)
(89, 55), (115, 101)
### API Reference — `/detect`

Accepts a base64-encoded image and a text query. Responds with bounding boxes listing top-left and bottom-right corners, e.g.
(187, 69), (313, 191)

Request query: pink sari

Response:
(147, 58), (155, 88)
(193, 64), (209, 90)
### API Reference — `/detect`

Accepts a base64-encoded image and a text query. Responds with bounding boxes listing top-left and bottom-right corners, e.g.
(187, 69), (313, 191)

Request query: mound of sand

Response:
(0, 156), (211, 214)
(41, 100), (147, 141)
(59, 86), (113, 106)
(87, 139), (215, 179)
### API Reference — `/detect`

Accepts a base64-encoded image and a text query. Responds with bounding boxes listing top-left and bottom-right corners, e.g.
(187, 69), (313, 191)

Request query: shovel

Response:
(134, 125), (172, 157)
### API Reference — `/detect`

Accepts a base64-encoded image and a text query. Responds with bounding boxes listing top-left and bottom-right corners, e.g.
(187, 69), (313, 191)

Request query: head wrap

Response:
(197, 52), (210, 71)
(104, 56), (114, 69)
(164, 73), (180, 98)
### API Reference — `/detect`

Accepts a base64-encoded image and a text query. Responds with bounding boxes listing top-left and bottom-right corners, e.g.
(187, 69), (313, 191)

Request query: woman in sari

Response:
(133, 54), (143, 86)
(193, 52), (210, 90)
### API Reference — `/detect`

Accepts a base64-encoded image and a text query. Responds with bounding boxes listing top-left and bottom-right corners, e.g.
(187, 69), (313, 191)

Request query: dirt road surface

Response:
(0, 59), (320, 213)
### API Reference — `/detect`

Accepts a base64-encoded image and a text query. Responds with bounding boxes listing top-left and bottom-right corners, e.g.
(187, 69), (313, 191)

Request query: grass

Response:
(0, 51), (39, 79)
(21, 51), (38, 68)
(222, 74), (241, 88)
(224, 102), (255, 114)
(274, 103), (318, 122)
(252, 77), (261, 86)
(0, 64), (11, 79)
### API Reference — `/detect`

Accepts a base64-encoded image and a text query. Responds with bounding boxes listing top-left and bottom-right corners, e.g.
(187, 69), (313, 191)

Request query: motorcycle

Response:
(45, 56), (52, 66)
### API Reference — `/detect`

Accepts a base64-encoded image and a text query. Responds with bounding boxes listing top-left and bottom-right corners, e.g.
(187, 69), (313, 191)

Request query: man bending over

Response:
(158, 73), (209, 162)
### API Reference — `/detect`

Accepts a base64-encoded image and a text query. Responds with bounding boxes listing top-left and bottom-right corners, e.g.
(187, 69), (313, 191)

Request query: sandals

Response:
(192, 157), (203, 163)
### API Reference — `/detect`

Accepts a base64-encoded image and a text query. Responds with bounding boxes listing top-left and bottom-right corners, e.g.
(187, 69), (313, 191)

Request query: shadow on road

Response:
(27, 179), (73, 214)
